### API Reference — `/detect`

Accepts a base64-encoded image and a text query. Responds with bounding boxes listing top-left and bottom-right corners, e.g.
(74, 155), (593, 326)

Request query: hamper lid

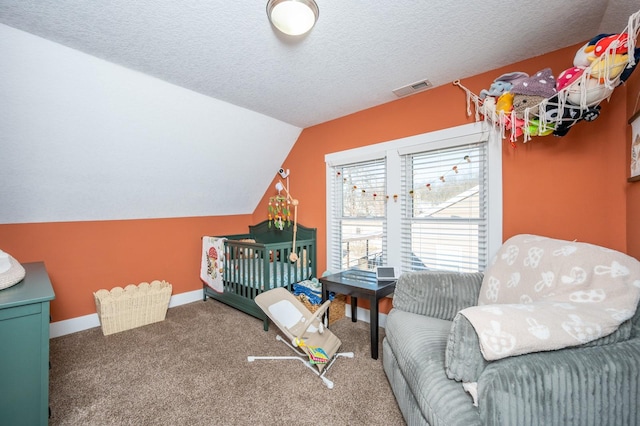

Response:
(0, 250), (26, 290)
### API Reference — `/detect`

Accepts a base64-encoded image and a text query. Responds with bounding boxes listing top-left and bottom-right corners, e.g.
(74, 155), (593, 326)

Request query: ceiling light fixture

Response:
(267, 0), (319, 36)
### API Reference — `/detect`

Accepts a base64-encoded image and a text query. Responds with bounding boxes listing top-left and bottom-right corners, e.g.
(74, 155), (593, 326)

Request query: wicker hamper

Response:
(94, 280), (172, 336)
(297, 293), (346, 325)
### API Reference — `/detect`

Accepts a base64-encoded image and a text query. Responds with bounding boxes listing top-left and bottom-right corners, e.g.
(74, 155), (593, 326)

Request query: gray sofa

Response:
(383, 235), (640, 425)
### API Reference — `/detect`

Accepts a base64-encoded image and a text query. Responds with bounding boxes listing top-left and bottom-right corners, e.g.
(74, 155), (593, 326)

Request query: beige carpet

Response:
(49, 298), (405, 425)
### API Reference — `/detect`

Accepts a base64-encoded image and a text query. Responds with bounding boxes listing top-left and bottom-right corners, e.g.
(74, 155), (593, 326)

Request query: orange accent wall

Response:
(502, 83), (629, 251)
(255, 44), (634, 276)
(626, 60), (640, 260)
(2, 44), (638, 325)
(0, 215), (250, 322)
(254, 44), (637, 314)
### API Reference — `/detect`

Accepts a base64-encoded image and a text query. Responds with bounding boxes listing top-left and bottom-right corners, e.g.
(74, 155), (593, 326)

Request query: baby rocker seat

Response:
(248, 287), (354, 389)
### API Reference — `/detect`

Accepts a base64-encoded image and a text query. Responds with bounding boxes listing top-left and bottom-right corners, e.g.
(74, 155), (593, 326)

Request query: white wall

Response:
(0, 24), (302, 224)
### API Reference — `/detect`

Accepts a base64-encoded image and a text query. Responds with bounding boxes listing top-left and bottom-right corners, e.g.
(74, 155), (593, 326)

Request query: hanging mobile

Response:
(274, 173), (300, 263)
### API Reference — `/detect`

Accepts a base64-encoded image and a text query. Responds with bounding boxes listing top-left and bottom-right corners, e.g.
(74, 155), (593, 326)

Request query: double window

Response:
(325, 123), (502, 274)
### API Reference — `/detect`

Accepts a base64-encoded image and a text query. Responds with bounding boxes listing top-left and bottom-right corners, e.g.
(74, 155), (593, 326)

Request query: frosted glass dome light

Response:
(267, 0), (319, 36)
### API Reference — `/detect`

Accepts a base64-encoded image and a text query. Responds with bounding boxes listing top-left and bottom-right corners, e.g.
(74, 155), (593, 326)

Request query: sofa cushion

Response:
(392, 271), (483, 321)
(462, 234), (640, 360)
(385, 308), (480, 425)
(445, 312), (632, 384)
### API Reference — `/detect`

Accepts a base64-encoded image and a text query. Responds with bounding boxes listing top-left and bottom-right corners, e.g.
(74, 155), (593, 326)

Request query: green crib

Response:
(203, 220), (316, 330)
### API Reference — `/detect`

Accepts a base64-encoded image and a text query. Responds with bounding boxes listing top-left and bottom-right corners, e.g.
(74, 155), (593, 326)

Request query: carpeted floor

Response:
(49, 299), (405, 425)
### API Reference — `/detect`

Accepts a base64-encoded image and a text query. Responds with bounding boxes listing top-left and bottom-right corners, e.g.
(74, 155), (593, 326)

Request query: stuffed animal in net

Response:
(621, 48), (640, 82)
(547, 35), (630, 137)
(543, 93), (601, 137)
(479, 71), (529, 99)
(573, 33), (613, 67)
(510, 68), (557, 119)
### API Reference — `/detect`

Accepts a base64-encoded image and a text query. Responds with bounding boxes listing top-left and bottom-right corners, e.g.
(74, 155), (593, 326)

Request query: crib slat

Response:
(211, 232), (315, 324)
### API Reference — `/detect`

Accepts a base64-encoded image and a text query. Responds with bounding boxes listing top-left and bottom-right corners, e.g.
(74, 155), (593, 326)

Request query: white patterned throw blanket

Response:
(201, 236), (226, 293)
(460, 234), (640, 361)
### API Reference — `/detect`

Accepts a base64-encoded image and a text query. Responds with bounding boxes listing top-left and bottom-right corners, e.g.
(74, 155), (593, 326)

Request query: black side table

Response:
(319, 269), (396, 359)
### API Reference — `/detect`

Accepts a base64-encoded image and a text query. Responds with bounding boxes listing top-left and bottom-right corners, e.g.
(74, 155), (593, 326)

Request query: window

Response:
(401, 142), (487, 272)
(325, 122), (502, 275)
(328, 158), (387, 272)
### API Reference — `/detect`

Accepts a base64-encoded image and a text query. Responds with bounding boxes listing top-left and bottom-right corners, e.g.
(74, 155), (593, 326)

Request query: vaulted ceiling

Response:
(2, 1), (639, 224)
(2, 1), (639, 129)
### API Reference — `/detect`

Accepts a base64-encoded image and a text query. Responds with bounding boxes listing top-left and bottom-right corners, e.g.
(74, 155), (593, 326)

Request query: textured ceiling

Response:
(1, 0), (639, 129)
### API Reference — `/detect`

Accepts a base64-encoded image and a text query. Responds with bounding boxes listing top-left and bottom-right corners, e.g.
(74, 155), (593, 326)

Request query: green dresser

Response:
(0, 262), (55, 425)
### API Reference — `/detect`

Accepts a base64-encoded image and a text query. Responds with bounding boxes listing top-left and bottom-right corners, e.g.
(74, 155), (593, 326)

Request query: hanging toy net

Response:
(454, 9), (640, 146)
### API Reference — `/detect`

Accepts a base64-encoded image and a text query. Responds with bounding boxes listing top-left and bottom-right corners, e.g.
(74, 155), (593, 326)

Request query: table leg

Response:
(370, 296), (379, 359)
(323, 288), (331, 326)
(351, 296), (357, 322)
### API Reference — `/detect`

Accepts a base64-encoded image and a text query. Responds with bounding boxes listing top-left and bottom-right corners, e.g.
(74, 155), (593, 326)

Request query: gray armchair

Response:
(383, 235), (640, 426)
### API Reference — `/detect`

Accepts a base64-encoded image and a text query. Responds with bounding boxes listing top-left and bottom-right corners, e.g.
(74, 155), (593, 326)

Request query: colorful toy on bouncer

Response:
(294, 338), (329, 364)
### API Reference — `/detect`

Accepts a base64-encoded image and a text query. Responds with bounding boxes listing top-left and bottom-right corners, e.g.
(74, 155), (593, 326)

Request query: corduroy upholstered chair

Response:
(383, 234), (640, 425)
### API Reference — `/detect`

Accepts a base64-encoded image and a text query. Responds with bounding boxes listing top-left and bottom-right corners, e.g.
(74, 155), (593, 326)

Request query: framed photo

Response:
(629, 110), (640, 182)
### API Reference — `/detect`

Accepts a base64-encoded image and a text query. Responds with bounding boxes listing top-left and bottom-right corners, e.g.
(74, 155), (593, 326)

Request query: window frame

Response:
(325, 122), (502, 274)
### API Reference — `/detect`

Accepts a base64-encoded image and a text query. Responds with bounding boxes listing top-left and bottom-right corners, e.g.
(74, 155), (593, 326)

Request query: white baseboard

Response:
(50, 313), (101, 338)
(50, 289), (204, 338)
(167, 289), (203, 308)
(344, 306), (388, 329)
(51, 290), (388, 338)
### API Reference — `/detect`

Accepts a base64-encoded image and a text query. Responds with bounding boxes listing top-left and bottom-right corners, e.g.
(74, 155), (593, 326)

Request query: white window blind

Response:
(400, 141), (488, 272)
(326, 122), (500, 276)
(328, 159), (387, 272)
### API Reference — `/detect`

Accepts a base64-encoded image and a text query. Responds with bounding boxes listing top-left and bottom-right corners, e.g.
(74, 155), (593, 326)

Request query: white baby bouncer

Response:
(248, 287), (354, 389)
